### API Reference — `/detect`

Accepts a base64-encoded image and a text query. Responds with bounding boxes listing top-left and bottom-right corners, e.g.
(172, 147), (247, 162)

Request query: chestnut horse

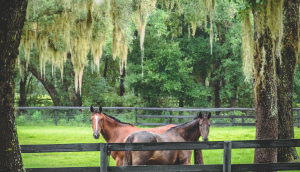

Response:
(90, 106), (180, 166)
(123, 112), (211, 166)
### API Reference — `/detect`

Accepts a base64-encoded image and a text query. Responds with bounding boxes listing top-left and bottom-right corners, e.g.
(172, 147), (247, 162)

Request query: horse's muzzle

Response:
(203, 138), (208, 141)
(93, 133), (100, 139)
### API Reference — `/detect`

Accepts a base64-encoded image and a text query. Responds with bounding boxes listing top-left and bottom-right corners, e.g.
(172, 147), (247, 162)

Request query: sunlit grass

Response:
(18, 126), (300, 171)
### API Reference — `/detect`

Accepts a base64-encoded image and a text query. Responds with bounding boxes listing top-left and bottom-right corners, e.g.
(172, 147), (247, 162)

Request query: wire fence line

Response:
(15, 106), (300, 127)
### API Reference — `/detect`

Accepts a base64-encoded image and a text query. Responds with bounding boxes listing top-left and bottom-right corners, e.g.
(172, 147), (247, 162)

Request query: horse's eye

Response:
(90, 119), (93, 122)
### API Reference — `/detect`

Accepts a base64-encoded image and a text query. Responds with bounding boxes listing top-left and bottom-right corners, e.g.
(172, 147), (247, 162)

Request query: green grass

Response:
(18, 126), (300, 171)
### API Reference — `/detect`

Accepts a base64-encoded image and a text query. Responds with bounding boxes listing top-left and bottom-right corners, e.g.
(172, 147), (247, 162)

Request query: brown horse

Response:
(123, 112), (211, 166)
(90, 106), (178, 166)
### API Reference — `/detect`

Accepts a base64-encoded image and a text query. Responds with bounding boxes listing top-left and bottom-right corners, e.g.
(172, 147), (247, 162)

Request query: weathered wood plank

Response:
(108, 164), (223, 172)
(136, 115), (195, 119)
(21, 143), (100, 153)
(100, 144), (108, 172)
(232, 139), (300, 149)
(231, 163), (300, 171)
(137, 122), (255, 126)
(212, 123), (255, 126)
(136, 115), (256, 119)
(24, 163), (300, 172)
(223, 141), (232, 172)
(108, 141), (224, 151)
(136, 122), (166, 126)
(21, 139), (300, 154)
(212, 115), (255, 119)
(25, 167), (99, 172)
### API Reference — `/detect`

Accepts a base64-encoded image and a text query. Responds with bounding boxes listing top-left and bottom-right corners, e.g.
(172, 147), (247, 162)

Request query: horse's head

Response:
(198, 112), (211, 141)
(90, 106), (104, 139)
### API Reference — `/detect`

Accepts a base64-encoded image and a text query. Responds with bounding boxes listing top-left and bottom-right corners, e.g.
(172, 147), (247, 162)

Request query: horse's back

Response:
(126, 130), (158, 143)
(146, 124), (177, 134)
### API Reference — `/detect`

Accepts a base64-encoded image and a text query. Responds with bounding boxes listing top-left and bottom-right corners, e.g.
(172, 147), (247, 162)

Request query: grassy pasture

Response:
(18, 126), (300, 171)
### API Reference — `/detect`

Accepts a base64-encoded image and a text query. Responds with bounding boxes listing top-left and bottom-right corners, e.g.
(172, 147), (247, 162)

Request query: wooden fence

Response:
(16, 107), (300, 127)
(21, 139), (300, 172)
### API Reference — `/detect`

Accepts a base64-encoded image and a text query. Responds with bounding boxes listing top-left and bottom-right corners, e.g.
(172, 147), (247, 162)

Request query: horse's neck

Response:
(169, 119), (200, 142)
(100, 117), (138, 143)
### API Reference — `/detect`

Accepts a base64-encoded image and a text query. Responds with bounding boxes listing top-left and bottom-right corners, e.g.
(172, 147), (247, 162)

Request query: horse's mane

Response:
(169, 115), (200, 130)
(93, 110), (134, 126)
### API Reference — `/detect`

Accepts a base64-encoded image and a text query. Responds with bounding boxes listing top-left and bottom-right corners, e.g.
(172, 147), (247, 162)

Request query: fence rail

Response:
(16, 106), (300, 127)
(21, 139), (300, 172)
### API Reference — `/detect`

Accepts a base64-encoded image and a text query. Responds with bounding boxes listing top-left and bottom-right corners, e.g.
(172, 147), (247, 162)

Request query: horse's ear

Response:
(198, 112), (203, 119)
(99, 106), (102, 113)
(90, 106), (94, 112)
(208, 112), (211, 119)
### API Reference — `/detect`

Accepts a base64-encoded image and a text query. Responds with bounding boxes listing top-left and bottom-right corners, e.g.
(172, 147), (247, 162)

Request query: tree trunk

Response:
(120, 66), (125, 96)
(230, 85), (237, 108)
(252, 10), (278, 169)
(18, 73), (28, 115)
(28, 64), (60, 106)
(103, 56), (108, 79)
(213, 78), (221, 115)
(178, 98), (184, 123)
(0, 0), (28, 171)
(211, 59), (221, 115)
(277, 0), (300, 162)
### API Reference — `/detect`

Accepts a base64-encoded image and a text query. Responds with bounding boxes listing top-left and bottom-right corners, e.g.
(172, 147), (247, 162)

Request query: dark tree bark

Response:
(103, 56), (108, 79)
(212, 60), (221, 115)
(19, 75), (27, 107)
(28, 64), (60, 106)
(252, 10), (278, 169)
(230, 85), (237, 108)
(18, 73), (28, 115)
(178, 98), (184, 122)
(277, 0), (300, 162)
(0, 0), (28, 171)
(120, 66), (125, 96)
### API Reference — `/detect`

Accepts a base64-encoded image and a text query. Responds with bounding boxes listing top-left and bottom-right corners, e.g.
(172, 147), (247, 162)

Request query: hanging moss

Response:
(241, 0), (283, 82)
(18, 0), (219, 93)
(242, 9), (254, 82)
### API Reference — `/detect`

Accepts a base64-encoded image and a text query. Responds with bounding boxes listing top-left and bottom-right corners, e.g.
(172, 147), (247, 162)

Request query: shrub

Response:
(31, 111), (44, 124)
(17, 115), (27, 125)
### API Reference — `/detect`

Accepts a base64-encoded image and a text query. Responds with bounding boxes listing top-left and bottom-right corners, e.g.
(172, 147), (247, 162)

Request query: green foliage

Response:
(31, 111), (44, 124)
(15, 0), (258, 110)
(17, 116), (27, 125)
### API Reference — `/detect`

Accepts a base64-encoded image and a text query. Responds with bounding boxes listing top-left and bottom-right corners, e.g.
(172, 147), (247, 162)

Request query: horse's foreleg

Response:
(194, 149), (204, 165)
(115, 156), (123, 166)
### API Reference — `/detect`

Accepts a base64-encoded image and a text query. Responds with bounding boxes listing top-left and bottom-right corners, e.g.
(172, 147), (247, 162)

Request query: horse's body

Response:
(90, 106), (177, 166)
(123, 112), (211, 166)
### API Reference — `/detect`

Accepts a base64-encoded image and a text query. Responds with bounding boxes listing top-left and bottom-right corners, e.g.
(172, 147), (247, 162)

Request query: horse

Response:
(123, 112), (211, 166)
(90, 106), (182, 166)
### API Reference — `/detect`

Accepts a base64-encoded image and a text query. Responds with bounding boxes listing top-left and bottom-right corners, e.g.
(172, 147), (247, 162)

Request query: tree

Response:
(0, 1), (28, 171)
(277, 0), (300, 162)
(240, 0), (299, 166)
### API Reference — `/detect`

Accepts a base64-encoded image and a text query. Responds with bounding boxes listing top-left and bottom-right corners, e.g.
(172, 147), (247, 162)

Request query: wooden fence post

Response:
(135, 109), (137, 125)
(242, 111), (245, 126)
(170, 111), (173, 123)
(55, 109), (57, 126)
(231, 110), (235, 126)
(100, 143), (108, 172)
(298, 110), (300, 128)
(164, 110), (168, 125)
(223, 141), (232, 172)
